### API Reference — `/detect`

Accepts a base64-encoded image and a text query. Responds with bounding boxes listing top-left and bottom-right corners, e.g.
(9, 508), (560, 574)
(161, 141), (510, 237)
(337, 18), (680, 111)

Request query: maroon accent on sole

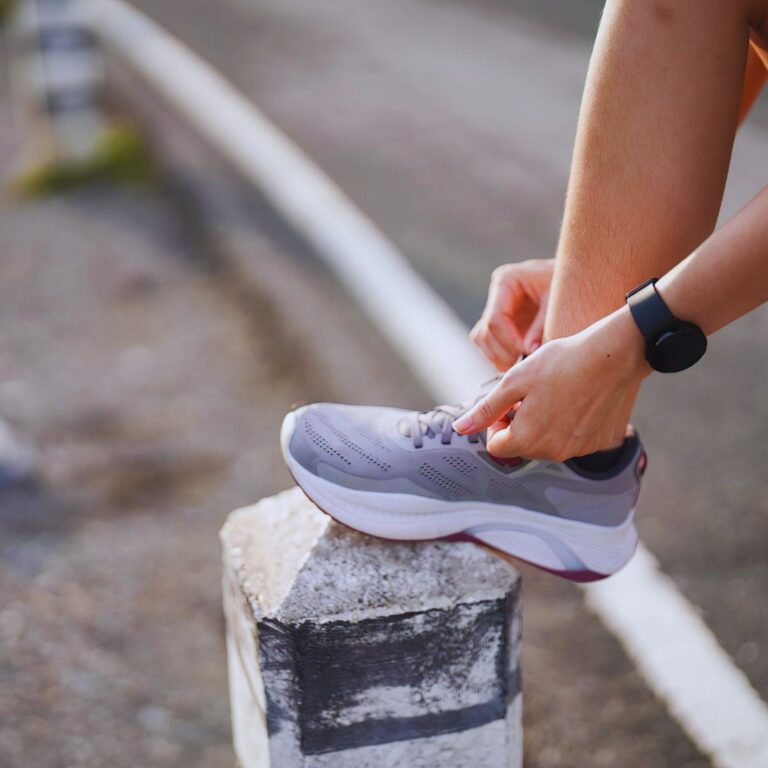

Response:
(536, 565), (610, 583)
(439, 532), (610, 582)
(286, 468), (612, 584)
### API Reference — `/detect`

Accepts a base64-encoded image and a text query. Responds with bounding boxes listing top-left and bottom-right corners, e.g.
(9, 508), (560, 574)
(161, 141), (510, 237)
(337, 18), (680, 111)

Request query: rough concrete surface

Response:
(222, 488), (520, 624)
(221, 488), (522, 767)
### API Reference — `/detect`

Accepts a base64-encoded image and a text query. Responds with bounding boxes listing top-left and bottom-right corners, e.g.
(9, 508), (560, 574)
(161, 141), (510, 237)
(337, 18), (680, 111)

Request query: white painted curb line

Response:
(587, 548), (768, 767)
(93, 3), (768, 766)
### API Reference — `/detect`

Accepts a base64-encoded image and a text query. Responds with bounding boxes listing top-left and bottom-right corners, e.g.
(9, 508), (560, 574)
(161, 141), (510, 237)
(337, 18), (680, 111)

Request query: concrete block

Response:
(221, 487), (522, 768)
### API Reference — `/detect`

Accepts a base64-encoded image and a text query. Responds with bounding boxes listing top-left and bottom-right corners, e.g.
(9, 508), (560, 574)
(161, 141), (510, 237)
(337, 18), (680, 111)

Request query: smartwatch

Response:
(625, 278), (707, 373)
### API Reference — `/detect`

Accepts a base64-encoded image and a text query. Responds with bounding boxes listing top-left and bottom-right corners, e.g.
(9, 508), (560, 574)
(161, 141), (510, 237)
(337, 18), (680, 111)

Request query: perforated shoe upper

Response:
(286, 403), (643, 526)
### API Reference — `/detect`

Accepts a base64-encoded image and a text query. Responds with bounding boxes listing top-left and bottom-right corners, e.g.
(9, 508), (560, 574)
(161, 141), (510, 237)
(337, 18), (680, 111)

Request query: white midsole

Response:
(280, 412), (639, 575)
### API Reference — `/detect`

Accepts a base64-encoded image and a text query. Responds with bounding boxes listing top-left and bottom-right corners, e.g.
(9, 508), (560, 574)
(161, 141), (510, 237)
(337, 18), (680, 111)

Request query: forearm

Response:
(545, 0), (752, 341)
(657, 186), (768, 335)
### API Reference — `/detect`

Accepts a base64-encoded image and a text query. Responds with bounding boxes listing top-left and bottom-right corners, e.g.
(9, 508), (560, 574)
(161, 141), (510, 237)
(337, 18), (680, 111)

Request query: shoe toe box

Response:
(282, 403), (399, 478)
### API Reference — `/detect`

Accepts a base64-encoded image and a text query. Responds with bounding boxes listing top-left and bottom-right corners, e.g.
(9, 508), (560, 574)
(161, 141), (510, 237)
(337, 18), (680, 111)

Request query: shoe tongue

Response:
(397, 375), (503, 438)
(398, 405), (462, 438)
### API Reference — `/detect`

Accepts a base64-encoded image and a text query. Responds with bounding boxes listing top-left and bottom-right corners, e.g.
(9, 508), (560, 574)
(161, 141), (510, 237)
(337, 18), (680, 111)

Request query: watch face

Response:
(650, 327), (708, 372)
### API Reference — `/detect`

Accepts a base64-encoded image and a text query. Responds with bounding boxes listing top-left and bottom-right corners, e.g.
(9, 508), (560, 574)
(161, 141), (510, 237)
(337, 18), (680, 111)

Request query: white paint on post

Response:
(93, 3), (768, 766)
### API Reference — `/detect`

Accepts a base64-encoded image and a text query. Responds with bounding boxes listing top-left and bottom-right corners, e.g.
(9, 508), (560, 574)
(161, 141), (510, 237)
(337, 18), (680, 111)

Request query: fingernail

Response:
(528, 341), (540, 353)
(453, 414), (474, 433)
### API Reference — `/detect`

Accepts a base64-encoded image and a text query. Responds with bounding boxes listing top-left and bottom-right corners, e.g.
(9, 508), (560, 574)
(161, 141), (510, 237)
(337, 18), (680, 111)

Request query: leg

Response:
(545, 0), (758, 431)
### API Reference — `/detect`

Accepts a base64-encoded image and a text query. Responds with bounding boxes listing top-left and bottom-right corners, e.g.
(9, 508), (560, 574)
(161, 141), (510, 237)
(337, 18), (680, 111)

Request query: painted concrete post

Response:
(8, 0), (105, 170)
(0, 418), (37, 489)
(221, 487), (523, 768)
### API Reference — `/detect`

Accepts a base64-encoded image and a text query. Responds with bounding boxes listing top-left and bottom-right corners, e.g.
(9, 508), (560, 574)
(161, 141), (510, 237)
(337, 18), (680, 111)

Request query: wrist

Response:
(600, 305), (653, 380)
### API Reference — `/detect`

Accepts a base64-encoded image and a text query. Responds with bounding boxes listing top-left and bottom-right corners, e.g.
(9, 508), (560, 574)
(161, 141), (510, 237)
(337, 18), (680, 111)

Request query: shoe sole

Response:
(280, 412), (638, 582)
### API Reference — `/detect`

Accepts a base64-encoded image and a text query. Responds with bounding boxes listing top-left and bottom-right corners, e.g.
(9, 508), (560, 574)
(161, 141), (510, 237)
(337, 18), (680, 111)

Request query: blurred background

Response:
(0, 1), (766, 766)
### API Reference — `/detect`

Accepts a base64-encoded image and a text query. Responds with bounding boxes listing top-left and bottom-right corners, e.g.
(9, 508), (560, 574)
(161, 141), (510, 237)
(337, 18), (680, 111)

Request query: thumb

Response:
(522, 294), (548, 354)
(453, 366), (530, 434)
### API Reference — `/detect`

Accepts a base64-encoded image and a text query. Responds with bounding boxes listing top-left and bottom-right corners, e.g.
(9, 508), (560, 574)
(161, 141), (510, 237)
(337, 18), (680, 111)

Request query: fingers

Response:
(486, 406), (561, 461)
(465, 306), (643, 460)
(471, 262), (554, 368)
(471, 273), (525, 366)
(470, 318), (521, 371)
(522, 291), (548, 355)
(487, 417), (549, 460)
(485, 392), (629, 461)
(453, 365), (530, 434)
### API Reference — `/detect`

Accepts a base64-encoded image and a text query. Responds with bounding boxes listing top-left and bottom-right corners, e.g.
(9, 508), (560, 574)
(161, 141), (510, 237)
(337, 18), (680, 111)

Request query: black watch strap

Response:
(625, 278), (707, 373)
(625, 278), (675, 340)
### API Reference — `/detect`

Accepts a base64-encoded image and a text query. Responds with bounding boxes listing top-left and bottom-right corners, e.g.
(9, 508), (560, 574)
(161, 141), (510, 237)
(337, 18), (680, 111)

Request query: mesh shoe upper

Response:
(287, 403), (643, 526)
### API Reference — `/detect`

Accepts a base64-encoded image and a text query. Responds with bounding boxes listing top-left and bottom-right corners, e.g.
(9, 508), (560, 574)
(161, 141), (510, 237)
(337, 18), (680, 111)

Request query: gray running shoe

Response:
(281, 398), (646, 581)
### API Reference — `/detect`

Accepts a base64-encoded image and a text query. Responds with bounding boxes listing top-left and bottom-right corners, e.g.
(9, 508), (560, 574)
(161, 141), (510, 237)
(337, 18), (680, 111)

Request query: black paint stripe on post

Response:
(501, 583), (522, 705)
(258, 618), (302, 741)
(299, 600), (508, 703)
(46, 87), (100, 114)
(259, 597), (518, 756)
(303, 698), (509, 755)
(38, 27), (97, 53)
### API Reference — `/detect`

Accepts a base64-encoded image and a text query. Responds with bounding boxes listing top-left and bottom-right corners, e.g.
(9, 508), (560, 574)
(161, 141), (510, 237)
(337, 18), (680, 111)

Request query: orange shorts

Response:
(740, 38), (768, 123)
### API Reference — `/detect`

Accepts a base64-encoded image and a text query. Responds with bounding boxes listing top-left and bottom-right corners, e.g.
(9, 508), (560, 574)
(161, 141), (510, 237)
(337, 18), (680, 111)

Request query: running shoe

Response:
(280, 398), (646, 581)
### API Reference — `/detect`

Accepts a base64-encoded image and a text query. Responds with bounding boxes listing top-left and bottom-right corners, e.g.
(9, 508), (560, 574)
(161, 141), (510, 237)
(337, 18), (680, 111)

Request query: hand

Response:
(470, 259), (555, 371)
(454, 307), (651, 461)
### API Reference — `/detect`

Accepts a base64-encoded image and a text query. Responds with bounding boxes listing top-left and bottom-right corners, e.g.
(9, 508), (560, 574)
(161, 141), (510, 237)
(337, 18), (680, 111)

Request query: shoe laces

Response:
(397, 375), (501, 449)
